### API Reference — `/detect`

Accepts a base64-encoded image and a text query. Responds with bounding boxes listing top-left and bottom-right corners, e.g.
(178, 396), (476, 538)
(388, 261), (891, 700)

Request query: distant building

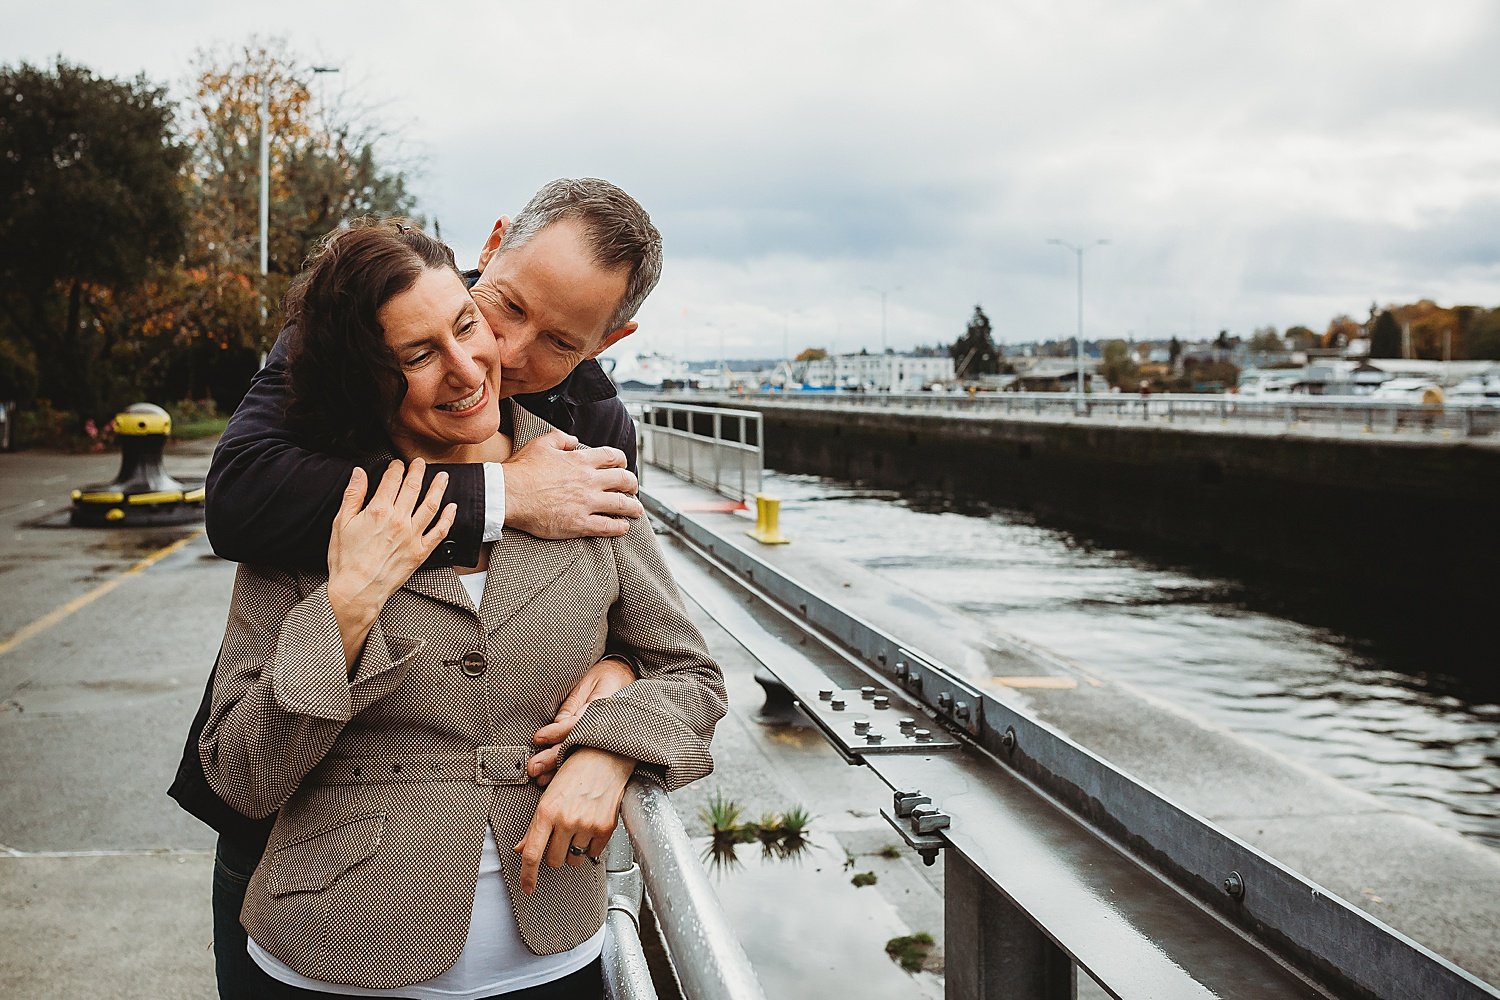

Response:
(801, 353), (955, 392)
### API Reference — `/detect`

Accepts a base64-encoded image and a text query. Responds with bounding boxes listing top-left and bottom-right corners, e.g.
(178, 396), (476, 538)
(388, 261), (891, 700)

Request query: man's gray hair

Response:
(499, 178), (663, 334)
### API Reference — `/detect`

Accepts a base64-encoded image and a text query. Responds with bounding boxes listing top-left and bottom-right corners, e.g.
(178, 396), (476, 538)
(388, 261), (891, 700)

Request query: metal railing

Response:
(642, 490), (1500, 1000)
(637, 402), (764, 500)
(603, 780), (768, 1000)
(666, 389), (1500, 438)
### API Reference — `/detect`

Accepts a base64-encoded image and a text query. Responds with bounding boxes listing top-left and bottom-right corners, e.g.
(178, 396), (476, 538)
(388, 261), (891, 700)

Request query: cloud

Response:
(6, 0), (1499, 355)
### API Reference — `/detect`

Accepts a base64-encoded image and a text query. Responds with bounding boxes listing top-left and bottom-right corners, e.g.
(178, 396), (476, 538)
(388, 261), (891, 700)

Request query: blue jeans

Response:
(211, 834), (265, 1000)
(211, 834), (603, 998)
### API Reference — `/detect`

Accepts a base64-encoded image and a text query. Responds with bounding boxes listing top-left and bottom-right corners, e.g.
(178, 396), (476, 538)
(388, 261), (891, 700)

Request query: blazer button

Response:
(439, 540), (457, 562)
(460, 651), (487, 677)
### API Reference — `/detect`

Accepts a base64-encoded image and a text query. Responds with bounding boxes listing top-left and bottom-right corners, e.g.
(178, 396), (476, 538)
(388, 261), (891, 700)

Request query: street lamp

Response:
(862, 285), (902, 393)
(1047, 238), (1109, 410)
(260, 66), (340, 324)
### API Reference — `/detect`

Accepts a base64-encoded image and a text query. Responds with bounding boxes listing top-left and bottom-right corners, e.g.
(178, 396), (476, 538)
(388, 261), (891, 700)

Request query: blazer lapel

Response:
(400, 565), (475, 614)
(477, 400), (587, 633)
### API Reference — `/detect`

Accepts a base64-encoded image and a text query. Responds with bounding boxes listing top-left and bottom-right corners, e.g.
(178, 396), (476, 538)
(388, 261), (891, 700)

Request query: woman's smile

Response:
(436, 382), (487, 414)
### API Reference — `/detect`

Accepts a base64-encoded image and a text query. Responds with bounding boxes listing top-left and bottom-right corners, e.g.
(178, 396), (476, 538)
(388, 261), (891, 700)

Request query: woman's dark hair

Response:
(283, 218), (459, 456)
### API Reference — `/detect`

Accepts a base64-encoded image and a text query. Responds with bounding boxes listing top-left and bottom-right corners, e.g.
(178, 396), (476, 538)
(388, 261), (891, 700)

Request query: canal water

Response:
(763, 470), (1500, 852)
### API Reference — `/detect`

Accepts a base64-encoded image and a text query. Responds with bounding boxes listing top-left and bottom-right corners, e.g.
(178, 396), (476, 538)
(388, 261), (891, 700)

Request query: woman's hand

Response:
(514, 747), (635, 894)
(528, 657), (637, 786)
(327, 460), (456, 669)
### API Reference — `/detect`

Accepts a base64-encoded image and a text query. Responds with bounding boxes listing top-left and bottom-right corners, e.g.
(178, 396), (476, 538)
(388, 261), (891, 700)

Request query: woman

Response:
(199, 219), (725, 998)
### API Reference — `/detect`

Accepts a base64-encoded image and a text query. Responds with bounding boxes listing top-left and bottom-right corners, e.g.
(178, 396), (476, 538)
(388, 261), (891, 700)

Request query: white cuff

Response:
(482, 463), (506, 542)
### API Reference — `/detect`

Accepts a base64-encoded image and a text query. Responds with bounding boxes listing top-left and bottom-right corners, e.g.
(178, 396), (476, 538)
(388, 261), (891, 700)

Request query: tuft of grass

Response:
(885, 932), (936, 973)
(754, 812), (784, 844)
(877, 843), (902, 860)
(699, 792), (743, 835)
(780, 805), (811, 837)
(851, 871), (878, 888)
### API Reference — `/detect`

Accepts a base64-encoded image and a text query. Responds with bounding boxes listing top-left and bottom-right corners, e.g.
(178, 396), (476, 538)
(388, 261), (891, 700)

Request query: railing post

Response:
(946, 852), (1075, 1000)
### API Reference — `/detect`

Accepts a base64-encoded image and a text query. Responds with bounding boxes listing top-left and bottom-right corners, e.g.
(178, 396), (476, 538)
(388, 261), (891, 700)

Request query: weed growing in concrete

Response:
(877, 843), (902, 859)
(851, 871), (878, 887)
(885, 932), (936, 973)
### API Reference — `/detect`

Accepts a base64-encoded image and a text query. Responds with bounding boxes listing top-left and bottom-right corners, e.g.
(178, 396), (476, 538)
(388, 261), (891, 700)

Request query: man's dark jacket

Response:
(168, 306), (635, 847)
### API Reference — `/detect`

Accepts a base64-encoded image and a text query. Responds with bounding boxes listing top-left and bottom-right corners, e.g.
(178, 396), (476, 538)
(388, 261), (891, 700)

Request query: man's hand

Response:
(514, 747), (634, 894)
(529, 657), (636, 786)
(503, 430), (642, 539)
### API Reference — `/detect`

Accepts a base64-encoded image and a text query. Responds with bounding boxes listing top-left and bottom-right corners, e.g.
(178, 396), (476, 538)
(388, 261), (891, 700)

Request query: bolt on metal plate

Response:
(799, 688), (961, 755)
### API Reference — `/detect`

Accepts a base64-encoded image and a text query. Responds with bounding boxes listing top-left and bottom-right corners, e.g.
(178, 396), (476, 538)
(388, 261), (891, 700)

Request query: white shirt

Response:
(481, 463), (506, 543)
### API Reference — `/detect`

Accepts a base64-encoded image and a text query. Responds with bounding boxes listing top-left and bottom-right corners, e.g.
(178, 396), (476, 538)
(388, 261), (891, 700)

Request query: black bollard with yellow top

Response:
(70, 403), (205, 527)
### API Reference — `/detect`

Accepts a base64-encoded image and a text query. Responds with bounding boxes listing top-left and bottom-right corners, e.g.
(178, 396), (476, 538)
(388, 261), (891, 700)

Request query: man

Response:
(169, 178), (663, 998)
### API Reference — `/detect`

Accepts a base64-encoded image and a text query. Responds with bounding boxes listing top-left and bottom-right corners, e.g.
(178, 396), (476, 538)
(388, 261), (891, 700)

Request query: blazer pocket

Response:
(264, 812), (385, 897)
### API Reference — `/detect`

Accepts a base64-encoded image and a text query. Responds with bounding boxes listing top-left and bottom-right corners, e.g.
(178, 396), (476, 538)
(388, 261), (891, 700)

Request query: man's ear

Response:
(476, 216), (510, 271)
(589, 322), (637, 359)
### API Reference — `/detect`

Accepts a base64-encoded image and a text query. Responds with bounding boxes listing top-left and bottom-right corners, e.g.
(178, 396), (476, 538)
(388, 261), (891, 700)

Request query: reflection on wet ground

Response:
(766, 472), (1500, 851)
(691, 834), (943, 999)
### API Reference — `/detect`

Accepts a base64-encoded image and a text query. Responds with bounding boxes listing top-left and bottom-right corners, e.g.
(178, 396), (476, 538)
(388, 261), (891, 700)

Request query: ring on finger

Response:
(588, 854), (601, 865)
(567, 844), (587, 857)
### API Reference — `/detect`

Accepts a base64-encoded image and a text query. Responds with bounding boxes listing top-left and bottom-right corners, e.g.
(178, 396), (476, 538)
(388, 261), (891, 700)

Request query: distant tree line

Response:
(0, 41), (416, 445)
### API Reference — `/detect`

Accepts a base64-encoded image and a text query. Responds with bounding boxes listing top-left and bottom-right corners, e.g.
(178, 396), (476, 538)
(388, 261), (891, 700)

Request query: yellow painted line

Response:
(986, 676), (1080, 690)
(0, 530), (202, 660)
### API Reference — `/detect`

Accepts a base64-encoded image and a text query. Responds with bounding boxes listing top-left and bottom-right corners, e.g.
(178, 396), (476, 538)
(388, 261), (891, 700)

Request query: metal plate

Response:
(798, 687), (960, 755)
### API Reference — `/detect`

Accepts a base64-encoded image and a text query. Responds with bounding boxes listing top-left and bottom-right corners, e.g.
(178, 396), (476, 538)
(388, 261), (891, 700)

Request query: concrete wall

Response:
(701, 403), (1500, 663)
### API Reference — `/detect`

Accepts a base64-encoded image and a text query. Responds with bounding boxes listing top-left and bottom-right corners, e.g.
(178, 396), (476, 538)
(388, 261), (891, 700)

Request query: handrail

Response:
(620, 780), (768, 1000)
(661, 389), (1500, 438)
(637, 401), (764, 500)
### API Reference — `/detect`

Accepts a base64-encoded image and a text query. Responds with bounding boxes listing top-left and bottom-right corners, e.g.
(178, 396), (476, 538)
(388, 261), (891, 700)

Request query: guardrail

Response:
(637, 401), (764, 500)
(603, 780), (768, 1000)
(642, 489), (1500, 1000)
(665, 389), (1500, 438)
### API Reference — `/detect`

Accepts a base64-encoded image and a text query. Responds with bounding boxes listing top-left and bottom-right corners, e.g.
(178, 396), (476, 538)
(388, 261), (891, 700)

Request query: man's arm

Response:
(205, 327), (486, 568)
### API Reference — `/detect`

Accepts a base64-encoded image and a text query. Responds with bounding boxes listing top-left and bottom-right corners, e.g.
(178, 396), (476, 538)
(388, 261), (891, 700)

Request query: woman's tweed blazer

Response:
(199, 403), (726, 990)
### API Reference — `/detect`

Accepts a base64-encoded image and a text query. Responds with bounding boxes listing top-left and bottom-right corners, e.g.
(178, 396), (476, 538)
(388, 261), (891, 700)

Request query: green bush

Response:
(15, 399), (82, 450)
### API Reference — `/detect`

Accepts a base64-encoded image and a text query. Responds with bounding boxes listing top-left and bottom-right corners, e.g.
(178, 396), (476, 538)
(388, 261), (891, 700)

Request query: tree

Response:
(1323, 315), (1360, 349)
(794, 347), (828, 362)
(0, 59), (187, 417)
(167, 39), (419, 404)
(1249, 326), (1284, 353)
(950, 305), (1001, 376)
(1101, 340), (1139, 389)
(1369, 310), (1402, 359)
(1464, 308), (1500, 360)
(1169, 336), (1182, 368)
(1285, 325), (1319, 351)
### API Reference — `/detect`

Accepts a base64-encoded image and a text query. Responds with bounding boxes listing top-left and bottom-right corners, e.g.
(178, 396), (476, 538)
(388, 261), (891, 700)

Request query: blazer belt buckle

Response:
(475, 746), (532, 786)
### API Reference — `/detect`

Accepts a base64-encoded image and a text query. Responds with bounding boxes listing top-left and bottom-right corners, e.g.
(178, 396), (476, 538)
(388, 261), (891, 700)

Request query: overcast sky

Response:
(7, 0), (1499, 361)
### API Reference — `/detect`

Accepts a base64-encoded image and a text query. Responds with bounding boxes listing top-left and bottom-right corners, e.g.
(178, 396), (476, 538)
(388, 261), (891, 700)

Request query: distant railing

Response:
(637, 401), (764, 500)
(669, 389), (1500, 438)
(603, 780), (768, 1000)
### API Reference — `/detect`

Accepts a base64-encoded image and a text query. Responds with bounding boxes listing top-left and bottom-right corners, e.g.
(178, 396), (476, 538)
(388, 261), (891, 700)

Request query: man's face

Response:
(468, 218), (635, 398)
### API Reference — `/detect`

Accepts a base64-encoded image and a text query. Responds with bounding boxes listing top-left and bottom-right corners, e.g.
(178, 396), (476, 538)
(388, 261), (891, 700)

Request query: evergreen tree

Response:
(1369, 310), (1402, 359)
(950, 305), (1001, 376)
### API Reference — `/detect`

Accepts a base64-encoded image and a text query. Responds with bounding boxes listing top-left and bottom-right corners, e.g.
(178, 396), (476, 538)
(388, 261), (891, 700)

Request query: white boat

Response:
(599, 351), (692, 390)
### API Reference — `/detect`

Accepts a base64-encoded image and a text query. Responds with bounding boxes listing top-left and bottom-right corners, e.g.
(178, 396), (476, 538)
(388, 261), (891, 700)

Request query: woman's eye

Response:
(403, 352), (431, 368)
(506, 298), (523, 315)
(457, 320), (476, 339)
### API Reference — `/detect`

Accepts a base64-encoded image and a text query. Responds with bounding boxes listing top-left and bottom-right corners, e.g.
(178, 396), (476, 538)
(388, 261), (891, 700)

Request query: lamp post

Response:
(1047, 238), (1109, 411)
(260, 66), (339, 327)
(862, 285), (902, 392)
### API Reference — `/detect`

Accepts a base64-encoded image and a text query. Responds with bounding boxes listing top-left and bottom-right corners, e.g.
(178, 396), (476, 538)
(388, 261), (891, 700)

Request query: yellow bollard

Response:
(746, 494), (790, 545)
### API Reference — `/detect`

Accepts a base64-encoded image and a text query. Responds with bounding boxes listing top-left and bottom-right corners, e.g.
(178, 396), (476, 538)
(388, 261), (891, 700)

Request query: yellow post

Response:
(746, 494), (790, 545)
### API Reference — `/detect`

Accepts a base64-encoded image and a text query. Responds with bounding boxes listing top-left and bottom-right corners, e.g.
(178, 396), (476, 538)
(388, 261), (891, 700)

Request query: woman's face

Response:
(380, 266), (502, 456)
